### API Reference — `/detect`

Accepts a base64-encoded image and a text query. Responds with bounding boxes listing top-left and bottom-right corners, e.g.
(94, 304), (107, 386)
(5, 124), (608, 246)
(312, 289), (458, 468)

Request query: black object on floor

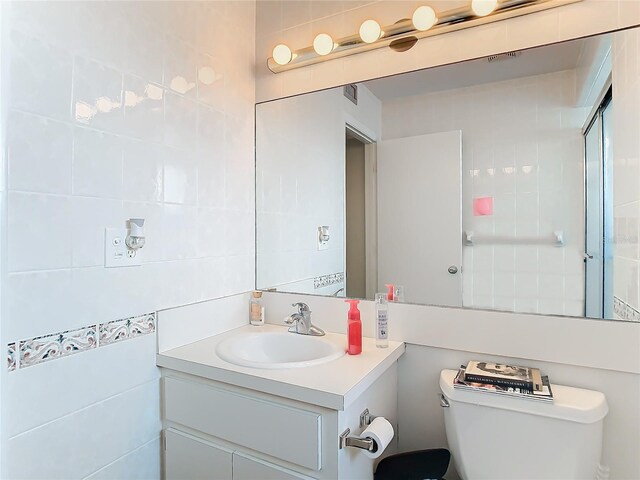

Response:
(374, 448), (451, 480)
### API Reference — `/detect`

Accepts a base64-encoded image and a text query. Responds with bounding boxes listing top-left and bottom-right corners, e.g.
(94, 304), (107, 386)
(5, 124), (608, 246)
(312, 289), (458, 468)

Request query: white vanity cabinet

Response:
(160, 361), (399, 479)
(157, 326), (405, 480)
(164, 427), (311, 480)
(164, 428), (233, 479)
(233, 452), (313, 480)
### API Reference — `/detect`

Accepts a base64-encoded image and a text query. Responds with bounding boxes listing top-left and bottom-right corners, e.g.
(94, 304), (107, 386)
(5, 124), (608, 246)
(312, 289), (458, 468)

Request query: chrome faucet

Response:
(285, 303), (325, 336)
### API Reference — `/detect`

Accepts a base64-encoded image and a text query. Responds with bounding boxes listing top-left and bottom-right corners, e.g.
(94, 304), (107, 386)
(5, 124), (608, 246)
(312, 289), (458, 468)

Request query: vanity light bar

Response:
(267, 0), (581, 73)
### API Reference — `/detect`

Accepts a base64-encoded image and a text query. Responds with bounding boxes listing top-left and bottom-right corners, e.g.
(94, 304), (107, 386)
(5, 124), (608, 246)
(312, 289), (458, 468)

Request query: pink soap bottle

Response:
(385, 284), (395, 302)
(345, 299), (362, 355)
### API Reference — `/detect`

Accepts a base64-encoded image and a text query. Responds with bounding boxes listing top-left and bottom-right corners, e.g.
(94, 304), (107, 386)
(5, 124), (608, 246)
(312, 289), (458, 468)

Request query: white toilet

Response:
(439, 369), (609, 480)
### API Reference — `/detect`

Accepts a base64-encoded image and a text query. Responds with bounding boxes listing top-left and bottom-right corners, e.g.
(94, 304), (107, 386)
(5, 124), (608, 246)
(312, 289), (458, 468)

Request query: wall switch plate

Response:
(105, 228), (141, 267)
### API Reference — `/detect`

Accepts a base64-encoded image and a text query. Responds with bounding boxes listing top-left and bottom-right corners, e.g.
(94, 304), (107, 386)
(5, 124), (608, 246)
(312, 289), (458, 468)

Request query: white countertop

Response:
(157, 324), (405, 410)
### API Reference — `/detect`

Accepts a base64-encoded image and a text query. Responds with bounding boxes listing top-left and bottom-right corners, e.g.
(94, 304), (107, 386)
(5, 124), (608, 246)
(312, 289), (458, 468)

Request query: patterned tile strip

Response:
(100, 313), (156, 346)
(20, 326), (98, 368)
(613, 296), (640, 322)
(314, 272), (345, 289)
(129, 313), (156, 336)
(8, 312), (156, 371)
(7, 343), (17, 372)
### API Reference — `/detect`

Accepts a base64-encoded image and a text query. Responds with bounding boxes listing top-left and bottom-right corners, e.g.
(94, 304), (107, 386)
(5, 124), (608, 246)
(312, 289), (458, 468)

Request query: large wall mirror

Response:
(256, 27), (640, 322)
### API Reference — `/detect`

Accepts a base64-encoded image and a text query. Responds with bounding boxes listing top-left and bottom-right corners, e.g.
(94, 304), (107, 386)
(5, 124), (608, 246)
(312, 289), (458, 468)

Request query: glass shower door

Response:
(584, 90), (613, 319)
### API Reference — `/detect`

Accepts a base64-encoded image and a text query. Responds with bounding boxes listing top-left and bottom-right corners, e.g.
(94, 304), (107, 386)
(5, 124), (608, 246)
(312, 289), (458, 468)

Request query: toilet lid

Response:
(439, 369), (608, 424)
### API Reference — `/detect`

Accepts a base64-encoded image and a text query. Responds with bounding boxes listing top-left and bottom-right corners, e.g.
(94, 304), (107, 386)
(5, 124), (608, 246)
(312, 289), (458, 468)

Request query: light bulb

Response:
(272, 44), (293, 65)
(471, 0), (498, 17)
(412, 6), (437, 31)
(313, 33), (335, 56)
(359, 19), (382, 43)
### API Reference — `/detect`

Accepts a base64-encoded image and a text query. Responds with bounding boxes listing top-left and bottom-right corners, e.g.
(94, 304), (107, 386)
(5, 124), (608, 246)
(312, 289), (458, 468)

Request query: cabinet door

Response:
(165, 428), (232, 480)
(164, 376), (322, 471)
(232, 452), (312, 480)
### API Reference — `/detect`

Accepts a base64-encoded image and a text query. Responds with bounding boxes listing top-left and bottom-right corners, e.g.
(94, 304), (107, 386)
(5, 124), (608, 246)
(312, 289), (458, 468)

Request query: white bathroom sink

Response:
(215, 331), (345, 369)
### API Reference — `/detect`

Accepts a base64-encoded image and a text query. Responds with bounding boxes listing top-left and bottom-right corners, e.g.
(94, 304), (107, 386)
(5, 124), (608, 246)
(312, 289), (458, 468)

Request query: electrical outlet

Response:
(317, 225), (330, 251)
(105, 228), (141, 267)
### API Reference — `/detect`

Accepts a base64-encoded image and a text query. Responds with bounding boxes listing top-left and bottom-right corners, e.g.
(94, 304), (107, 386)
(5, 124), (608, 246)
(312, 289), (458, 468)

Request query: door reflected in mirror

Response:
(256, 27), (640, 322)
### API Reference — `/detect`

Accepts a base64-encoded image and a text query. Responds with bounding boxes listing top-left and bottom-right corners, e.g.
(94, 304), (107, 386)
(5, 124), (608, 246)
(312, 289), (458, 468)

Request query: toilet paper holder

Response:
(359, 408), (376, 427)
(339, 428), (376, 452)
(339, 409), (379, 451)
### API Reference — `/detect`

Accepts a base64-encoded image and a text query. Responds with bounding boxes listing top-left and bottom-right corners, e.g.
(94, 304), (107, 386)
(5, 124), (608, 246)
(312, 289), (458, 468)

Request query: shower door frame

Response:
(583, 86), (613, 319)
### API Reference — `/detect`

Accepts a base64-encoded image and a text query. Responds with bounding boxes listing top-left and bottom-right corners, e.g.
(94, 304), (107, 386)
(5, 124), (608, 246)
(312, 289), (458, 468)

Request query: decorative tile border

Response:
(7, 312), (156, 371)
(7, 343), (17, 372)
(613, 296), (640, 322)
(314, 272), (345, 289)
(20, 326), (97, 369)
(100, 313), (156, 346)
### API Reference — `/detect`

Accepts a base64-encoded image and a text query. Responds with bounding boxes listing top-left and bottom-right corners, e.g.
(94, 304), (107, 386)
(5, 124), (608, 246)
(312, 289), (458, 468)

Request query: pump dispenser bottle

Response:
(375, 293), (389, 348)
(344, 299), (362, 355)
(385, 284), (394, 301)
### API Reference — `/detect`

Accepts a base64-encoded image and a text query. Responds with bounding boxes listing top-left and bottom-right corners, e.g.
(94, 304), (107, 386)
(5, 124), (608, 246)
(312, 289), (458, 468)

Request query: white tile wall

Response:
(6, 334), (158, 438)
(85, 437), (161, 480)
(156, 293), (250, 353)
(7, 111), (73, 194)
(1, 1), (255, 478)
(6, 380), (160, 480)
(612, 28), (640, 317)
(8, 192), (72, 272)
(73, 127), (124, 198)
(382, 70), (587, 316)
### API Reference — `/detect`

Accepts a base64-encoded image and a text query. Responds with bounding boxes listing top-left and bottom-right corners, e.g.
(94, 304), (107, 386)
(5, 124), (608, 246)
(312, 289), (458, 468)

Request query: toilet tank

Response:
(439, 369), (608, 480)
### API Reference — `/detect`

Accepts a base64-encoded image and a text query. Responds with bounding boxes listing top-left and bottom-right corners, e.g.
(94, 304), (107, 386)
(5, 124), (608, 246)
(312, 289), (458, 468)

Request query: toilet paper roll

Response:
(361, 417), (394, 459)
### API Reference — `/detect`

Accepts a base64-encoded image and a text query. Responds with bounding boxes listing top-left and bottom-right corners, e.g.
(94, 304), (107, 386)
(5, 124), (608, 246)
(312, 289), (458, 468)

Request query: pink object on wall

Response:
(473, 197), (493, 216)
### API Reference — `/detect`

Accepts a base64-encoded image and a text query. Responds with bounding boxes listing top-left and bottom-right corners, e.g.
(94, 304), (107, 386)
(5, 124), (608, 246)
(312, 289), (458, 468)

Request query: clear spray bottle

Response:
(375, 293), (389, 348)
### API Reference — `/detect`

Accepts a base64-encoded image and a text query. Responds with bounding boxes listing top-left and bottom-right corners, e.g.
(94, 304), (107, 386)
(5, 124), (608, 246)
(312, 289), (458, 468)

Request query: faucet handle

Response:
(292, 302), (310, 314)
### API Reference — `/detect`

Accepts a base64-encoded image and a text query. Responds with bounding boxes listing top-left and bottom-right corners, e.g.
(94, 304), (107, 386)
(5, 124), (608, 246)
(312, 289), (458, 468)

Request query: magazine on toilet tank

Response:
(463, 360), (543, 391)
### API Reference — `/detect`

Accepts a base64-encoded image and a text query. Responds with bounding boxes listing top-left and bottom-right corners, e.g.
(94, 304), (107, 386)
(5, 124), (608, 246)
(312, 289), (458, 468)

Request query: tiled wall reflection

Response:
(255, 1), (638, 318)
(256, 85), (381, 291)
(382, 70), (586, 316)
(612, 29), (640, 318)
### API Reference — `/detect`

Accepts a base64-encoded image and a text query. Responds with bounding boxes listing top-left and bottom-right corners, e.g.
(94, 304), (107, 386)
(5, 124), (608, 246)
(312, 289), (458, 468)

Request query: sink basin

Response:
(216, 331), (345, 369)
